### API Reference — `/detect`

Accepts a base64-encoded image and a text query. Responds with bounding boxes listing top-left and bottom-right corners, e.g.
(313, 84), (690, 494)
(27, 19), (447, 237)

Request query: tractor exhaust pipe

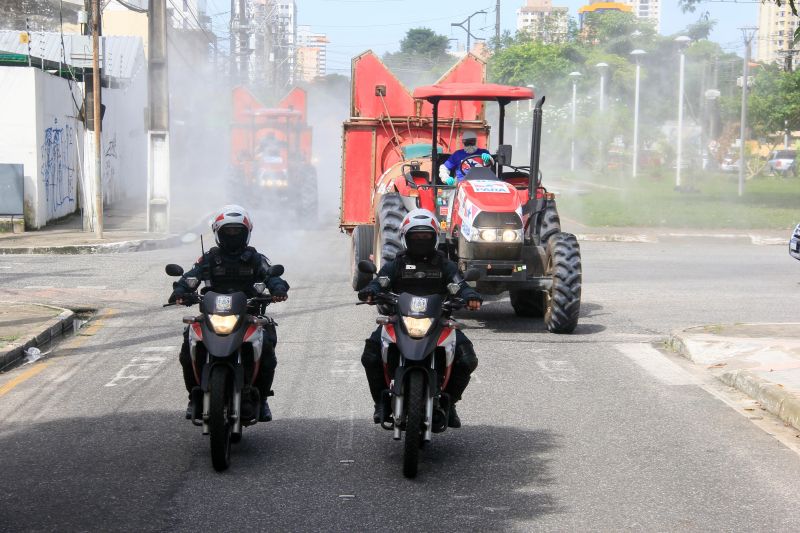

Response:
(528, 96), (545, 198)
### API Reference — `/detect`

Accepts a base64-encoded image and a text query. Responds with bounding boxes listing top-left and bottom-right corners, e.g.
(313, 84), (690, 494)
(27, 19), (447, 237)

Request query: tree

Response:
(399, 28), (449, 58)
(679, 0), (799, 42)
(747, 66), (800, 137)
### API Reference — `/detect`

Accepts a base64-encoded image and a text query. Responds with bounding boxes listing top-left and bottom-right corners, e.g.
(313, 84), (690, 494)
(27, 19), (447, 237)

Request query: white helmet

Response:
(401, 209), (439, 258)
(212, 204), (253, 252)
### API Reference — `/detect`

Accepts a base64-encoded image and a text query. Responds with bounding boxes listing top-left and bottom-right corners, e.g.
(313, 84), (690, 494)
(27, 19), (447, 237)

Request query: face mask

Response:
(406, 234), (436, 258)
(464, 144), (477, 154)
(220, 229), (247, 253)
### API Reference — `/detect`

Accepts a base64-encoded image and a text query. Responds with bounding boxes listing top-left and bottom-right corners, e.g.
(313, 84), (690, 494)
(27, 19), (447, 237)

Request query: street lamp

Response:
(451, 10), (486, 52)
(630, 49), (645, 178)
(675, 35), (691, 189)
(595, 62), (608, 113)
(569, 71), (581, 172)
(526, 84), (535, 160)
(704, 89), (721, 170)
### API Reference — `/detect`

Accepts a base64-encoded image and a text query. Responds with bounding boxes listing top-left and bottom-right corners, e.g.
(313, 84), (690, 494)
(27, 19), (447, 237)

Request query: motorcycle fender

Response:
(380, 324), (396, 364)
(188, 323), (202, 363)
(392, 365), (438, 397)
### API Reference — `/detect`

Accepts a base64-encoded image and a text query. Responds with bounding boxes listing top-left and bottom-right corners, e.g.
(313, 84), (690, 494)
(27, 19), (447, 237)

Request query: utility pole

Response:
(495, 0), (501, 48)
(738, 27), (757, 198)
(91, 0), (103, 237)
(147, 0), (171, 232)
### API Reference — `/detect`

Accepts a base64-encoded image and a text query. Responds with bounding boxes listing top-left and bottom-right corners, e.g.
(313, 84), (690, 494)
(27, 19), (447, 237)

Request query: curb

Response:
(0, 212), (213, 255)
(669, 330), (800, 433)
(0, 304), (75, 370)
(577, 233), (786, 246)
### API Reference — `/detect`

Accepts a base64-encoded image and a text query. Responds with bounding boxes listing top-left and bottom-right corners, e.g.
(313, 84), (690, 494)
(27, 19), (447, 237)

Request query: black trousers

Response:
(360, 326), (478, 405)
(179, 324), (278, 398)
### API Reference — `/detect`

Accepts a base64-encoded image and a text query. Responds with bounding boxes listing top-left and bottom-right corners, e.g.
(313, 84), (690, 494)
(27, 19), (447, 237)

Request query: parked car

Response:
(791, 223), (800, 261)
(720, 157), (740, 172)
(767, 149), (797, 177)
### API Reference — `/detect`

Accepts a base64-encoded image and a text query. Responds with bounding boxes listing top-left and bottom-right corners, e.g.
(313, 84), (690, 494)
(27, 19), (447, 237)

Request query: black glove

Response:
(168, 291), (183, 304)
(358, 287), (377, 302)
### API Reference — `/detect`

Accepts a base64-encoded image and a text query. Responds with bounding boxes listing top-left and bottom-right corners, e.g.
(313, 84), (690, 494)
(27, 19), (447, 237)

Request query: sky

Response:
(204, 0), (760, 75)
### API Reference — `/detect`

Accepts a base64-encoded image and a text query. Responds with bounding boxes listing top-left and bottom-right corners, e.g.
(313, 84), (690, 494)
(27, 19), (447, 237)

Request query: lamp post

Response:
(596, 62), (608, 112)
(631, 49), (645, 178)
(451, 10), (486, 52)
(526, 84), (535, 159)
(569, 71), (581, 172)
(675, 35), (691, 189)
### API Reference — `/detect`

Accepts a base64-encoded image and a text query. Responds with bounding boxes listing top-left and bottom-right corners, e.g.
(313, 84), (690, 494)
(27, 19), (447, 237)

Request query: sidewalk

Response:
(0, 204), (207, 254)
(670, 323), (800, 432)
(0, 302), (74, 370)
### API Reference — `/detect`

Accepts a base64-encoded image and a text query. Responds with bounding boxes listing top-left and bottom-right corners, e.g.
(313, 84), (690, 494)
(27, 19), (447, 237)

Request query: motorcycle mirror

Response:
(165, 264), (184, 277)
(253, 282), (267, 294)
(358, 260), (377, 275)
(447, 282), (461, 296)
(267, 264), (285, 277)
(185, 277), (200, 290)
(378, 276), (390, 289)
(464, 269), (481, 282)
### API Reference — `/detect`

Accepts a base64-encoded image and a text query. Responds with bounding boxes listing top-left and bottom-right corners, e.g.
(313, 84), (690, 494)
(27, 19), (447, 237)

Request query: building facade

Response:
(577, 1), (660, 32)
(516, 0), (569, 43)
(756, 3), (799, 70)
(296, 25), (327, 81)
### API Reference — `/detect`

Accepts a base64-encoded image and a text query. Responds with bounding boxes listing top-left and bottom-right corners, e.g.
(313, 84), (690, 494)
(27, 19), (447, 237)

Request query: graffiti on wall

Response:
(40, 118), (77, 218)
(103, 133), (118, 203)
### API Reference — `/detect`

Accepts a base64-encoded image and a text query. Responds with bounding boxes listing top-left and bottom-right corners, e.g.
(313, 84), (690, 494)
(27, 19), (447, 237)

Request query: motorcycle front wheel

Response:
(402, 372), (425, 478)
(209, 366), (232, 471)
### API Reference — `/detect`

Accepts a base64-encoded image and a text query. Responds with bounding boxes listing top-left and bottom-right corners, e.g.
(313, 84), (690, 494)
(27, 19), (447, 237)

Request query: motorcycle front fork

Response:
(390, 385), (434, 443)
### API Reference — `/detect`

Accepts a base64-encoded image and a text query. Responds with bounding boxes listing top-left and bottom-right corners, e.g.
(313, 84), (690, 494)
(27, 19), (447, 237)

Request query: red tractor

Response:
(231, 86), (318, 220)
(341, 52), (581, 333)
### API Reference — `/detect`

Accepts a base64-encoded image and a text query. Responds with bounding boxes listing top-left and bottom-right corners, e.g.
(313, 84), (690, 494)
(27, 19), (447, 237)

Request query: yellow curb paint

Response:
(69, 308), (117, 348)
(0, 362), (51, 397)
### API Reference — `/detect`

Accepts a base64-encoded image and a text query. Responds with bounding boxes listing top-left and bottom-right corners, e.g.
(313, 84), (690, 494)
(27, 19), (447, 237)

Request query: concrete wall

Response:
(0, 67), (83, 228)
(0, 65), (146, 229)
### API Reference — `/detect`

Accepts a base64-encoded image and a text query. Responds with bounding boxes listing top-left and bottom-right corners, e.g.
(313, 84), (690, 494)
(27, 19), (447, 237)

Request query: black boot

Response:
(372, 404), (381, 424)
(448, 403), (461, 428)
(260, 399), (272, 422)
(185, 400), (193, 420)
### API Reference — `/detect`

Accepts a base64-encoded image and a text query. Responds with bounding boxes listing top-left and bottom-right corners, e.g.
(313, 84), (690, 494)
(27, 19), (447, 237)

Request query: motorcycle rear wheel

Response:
(209, 367), (232, 471)
(402, 372), (425, 478)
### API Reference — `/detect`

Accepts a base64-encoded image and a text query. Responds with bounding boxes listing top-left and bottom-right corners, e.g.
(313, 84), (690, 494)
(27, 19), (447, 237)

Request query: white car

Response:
(791, 223), (800, 261)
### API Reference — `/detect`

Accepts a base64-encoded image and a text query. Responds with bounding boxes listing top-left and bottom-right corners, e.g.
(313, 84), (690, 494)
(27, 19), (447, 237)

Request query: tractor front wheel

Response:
(544, 232), (582, 334)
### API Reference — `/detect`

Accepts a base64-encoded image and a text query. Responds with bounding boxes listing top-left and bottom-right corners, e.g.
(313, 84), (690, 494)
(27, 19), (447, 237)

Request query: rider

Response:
(358, 209), (482, 428)
(169, 205), (289, 422)
(438, 130), (494, 185)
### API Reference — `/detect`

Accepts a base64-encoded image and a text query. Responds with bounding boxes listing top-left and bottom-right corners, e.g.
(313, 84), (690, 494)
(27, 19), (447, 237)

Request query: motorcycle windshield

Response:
(395, 293), (443, 362)
(202, 291), (247, 316)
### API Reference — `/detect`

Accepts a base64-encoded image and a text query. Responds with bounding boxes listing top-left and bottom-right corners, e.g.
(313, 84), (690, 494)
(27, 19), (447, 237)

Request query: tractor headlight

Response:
(208, 314), (238, 335)
(474, 228), (522, 243)
(265, 180), (274, 187)
(401, 316), (433, 339)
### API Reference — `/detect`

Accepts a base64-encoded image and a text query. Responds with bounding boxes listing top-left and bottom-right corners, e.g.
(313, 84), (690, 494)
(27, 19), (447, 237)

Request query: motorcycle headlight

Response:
(208, 314), (238, 335)
(401, 316), (433, 339)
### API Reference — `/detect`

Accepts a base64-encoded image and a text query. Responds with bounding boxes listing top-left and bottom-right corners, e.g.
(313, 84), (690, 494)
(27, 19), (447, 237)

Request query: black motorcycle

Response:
(165, 263), (283, 471)
(357, 260), (479, 478)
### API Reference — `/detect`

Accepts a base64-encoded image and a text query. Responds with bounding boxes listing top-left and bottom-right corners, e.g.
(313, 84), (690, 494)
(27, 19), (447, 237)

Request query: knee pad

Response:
(456, 343), (478, 373)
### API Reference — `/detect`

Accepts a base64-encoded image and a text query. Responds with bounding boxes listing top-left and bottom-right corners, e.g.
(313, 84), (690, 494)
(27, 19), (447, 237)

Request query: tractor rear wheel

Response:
(351, 225), (374, 290)
(544, 232), (582, 334)
(510, 289), (546, 317)
(375, 193), (407, 267)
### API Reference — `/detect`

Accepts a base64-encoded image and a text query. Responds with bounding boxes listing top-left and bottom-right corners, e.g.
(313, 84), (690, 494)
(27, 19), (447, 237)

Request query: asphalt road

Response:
(1, 224), (799, 532)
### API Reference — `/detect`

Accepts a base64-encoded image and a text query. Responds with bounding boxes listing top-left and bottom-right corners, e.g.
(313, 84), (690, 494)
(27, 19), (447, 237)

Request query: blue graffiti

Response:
(41, 118), (76, 217)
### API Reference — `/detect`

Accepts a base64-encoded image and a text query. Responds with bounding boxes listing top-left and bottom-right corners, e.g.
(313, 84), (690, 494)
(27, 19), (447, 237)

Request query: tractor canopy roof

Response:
(413, 83), (533, 103)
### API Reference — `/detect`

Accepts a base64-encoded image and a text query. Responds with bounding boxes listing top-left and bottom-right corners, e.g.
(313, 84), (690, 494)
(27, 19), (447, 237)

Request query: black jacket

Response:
(363, 250), (481, 301)
(171, 246), (289, 299)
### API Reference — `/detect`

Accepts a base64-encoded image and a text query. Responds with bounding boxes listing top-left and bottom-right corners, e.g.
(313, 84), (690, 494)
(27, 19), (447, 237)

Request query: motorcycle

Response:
(357, 260), (480, 478)
(165, 263), (284, 472)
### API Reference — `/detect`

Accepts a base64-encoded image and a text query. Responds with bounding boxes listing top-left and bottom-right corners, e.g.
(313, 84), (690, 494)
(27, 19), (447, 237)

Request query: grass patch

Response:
(556, 170), (800, 229)
(0, 335), (19, 343)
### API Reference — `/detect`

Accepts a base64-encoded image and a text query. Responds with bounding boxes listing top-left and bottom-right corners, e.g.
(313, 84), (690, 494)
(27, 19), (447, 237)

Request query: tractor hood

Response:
(459, 179), (523, 213)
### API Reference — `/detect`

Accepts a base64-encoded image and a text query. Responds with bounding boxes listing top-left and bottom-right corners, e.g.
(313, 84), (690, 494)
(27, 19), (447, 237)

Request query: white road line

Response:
(105, 355), (167, 387)
(141, 346), (179, 353)
(536, 359), (580, 382)
(615, 343), (699, 386)
(76, 285), (107, 290)
(24, 285), (54, 289)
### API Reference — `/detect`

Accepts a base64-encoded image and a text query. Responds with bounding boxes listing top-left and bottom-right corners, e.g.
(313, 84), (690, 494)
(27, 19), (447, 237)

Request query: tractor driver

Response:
(438, 130), (494, 185)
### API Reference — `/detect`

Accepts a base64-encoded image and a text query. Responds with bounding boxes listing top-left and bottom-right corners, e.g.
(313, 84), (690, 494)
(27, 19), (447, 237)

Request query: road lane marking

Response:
(76, 285), (107, 290)
(24, 285), (54, 289)
(105, 355), (167, 387)
(141, 346), (179, 353)
(616, 343), (698, 386)
(536, 359), (580, 382)
(0, 362), (51, 397)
